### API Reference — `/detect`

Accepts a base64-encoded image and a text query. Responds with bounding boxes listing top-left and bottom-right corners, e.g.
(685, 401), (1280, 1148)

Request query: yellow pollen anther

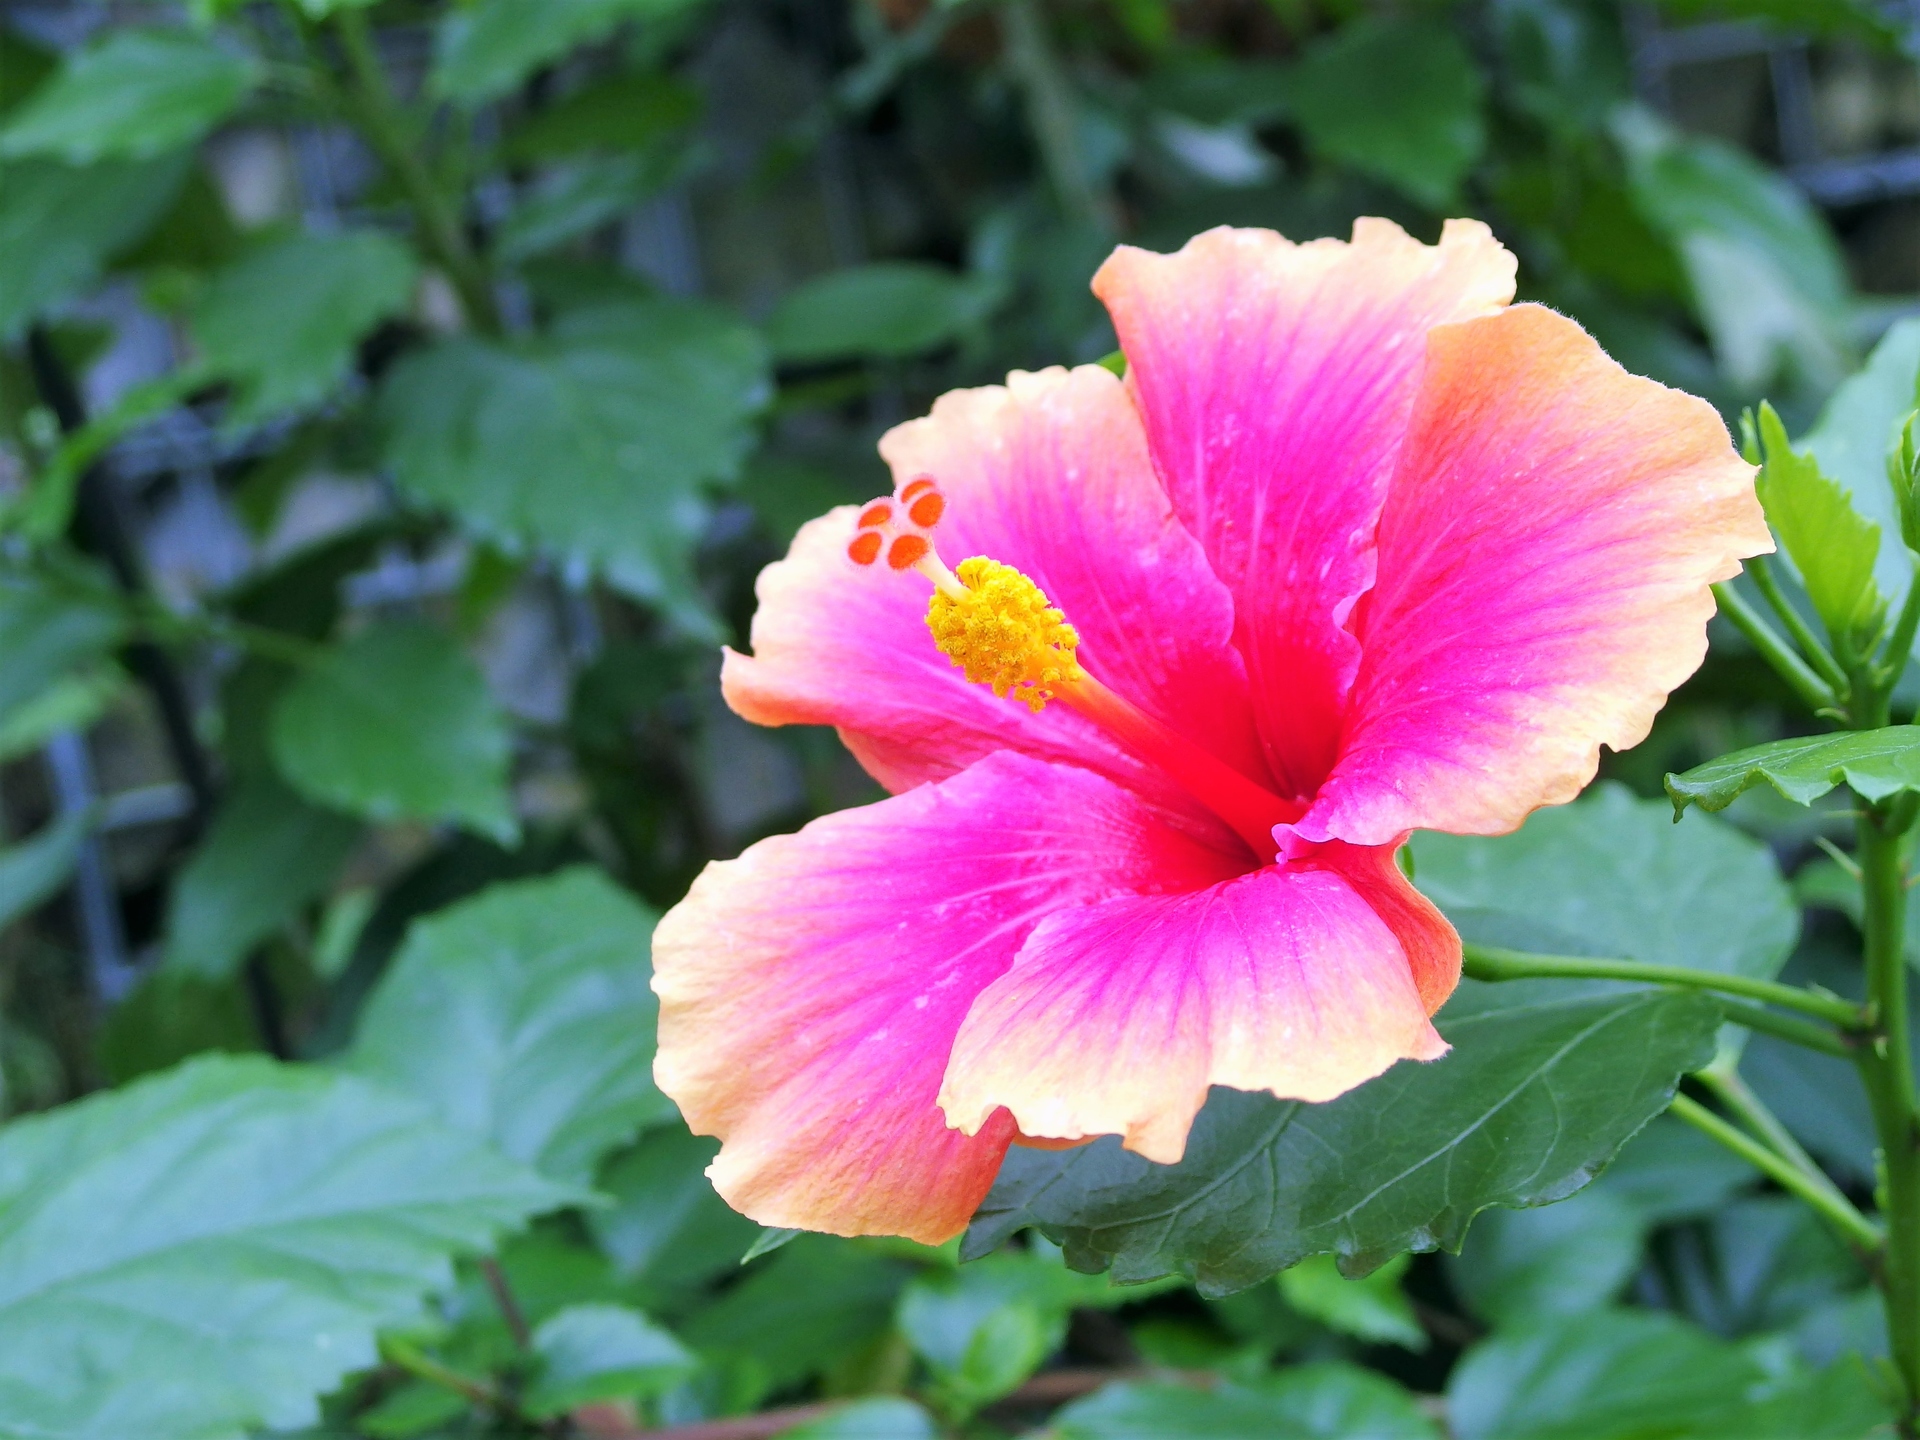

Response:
(926, 557), (1083, 712)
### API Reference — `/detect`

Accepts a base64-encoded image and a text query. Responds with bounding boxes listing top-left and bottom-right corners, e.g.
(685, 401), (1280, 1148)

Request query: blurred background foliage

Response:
(0, 0), (1917, 1437)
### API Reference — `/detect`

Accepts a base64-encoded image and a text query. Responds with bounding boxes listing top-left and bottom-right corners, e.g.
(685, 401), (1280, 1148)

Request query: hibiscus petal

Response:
(652, 752), (1238, 1243)
(1296, 304), (1770, 848)
(939, 842), (1446, 1166)
(722, 365), (1266, 843)
(1095, 219), (1516, 799)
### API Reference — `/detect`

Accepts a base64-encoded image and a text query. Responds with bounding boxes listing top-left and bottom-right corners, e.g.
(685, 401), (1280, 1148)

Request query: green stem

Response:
(1713, 581), (1839, 716)
(1747, 557), (1850, 696)
(1670, 1094), (1883, 1253)
(1461, 942), (1867, 1029)
(1859, 808), (1920, 1431)
(1882, 558), (1920, 693)
(1698, 1067), (1864, 1225)
(331, 10), (502, 336)
(1714, 996), (1854, 1058)
(378, 1335), (501, 1411)
(999, 0), (1116, 232)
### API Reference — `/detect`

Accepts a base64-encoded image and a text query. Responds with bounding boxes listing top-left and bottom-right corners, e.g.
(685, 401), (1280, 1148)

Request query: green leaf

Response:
(1652, 0), (1905, 45)
(1750, 402), (1884, 650)
(162, 774), (360, 981)
(1055, 1368), (1440, 1440)
(775, 1398), (939, 1440)
(1446, 1186), (1646, 1327)
(1667, 726), (1920, 816)
(1285, 18), (1486, 209)
(589, 1126), (758, 1297)
(354, 1379), (468, 1440)
(0, 668), (123, 764)
(0, 152), (192, 339)
(1414, 783), (1799, 982)
(0, 1053), (572, 1440)
(431, 0), (708, 105)
(379, 300), (770, 633)
(346, 868), (671, 1186)
(190, 230), (418, 426)
(968, 982), (1722, 1294)
(1675, 1356), (1894, 1440)
(1446, 1309), (1764, 1440)
(0, 566), (125, 733)
(0, 30), (258, 163)
(1804, 317), (1920, 610)
(501, 71), (699, 161)
(898, 1251), (1117, 1411)
(0, 807), (93, 932)
(1617, 107), (1852, 392)
(522, 1302), (694, 1418)
(495, 153), (687, 266)
(1592, 1115), (1753, 1224)
(1278, 1252), (1425, 1350)
(766, 263), (1000, 365)
(679, 1236), (912, 1391)
(270, 621), (517, 842)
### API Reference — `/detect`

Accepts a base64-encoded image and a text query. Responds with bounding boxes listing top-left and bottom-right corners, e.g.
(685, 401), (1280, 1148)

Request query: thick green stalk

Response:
(1461, 942), (1867, 1028)
(1860, 808), (1920, 1431)
(331, 10), (502, 336)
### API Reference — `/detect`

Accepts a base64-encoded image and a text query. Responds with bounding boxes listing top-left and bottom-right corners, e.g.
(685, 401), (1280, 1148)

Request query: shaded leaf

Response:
(523, 1303), (694, 1418)
(379, 300), (770, 632)
(346, 868), (670, 1185)
(163, 774), (360, 981)
(0, 807), (93, 932)
(775, 1398), (939, 1440)
(1447, 1186), (1645, 1327)
(1286, 18), (1485, 208)
(190, 230), (418, 426)
(502, 71), (699, 161)
(1446, 1309), (1763, 1440)
(270, 620), (517, 842)
(0, 567), (125, 729)
(0, 153), (191, 338)
(432, 0), (708, 105)
(1751, 402), (1883, 650)
(0, 30), (257, 163)
(1278, 1253), (1425, 1349)
(968, 983), (1721, 1293)
(1674, 1355), (1894, 1440)
(496, 153), (688, 265)
(589, 1127), (758, 1296)
(767, 263), (999, 365)
(1413, 783), (1799, 982)
(1054, 1368), (1440, 1440)
(1667, 726), (1920, 816)
(0, 1054), (572, 1440)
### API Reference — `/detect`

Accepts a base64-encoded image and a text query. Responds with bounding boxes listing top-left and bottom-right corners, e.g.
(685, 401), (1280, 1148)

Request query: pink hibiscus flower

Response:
(653, 219), (1770, 1244)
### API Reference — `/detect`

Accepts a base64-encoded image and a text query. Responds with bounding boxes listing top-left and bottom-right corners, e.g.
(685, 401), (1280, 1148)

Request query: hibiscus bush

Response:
(1, 0), (1917, 1438)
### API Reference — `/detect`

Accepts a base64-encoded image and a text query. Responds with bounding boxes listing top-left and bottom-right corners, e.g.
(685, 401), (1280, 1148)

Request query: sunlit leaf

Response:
(1668, 726), (1920, 815)
(1750, 402), (1884, 650)
(270, 621), (517, 842)
(0, 30), (257, 163)
(346, 868), (671, 1185)
(0, 1054), (571, 1440)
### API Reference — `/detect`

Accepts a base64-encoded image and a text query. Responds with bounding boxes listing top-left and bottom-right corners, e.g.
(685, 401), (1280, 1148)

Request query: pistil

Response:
(847, 478), (1298, 859)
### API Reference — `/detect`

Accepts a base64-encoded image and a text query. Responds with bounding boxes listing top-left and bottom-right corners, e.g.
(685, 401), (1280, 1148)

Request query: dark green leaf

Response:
(190, 230), (418, 425)
(1054, 1367), (1440, 1440)
(589, 1127), (758, 1296)
(346, 868), (670, 1185)
(766, 263), (999, 365)
(523, 1302), (694, 1418)
(1751, 403), (1884, 649)
(1581, 1115), (1752, 1225)
(501, 72), (699, 161)
(0, 807), (92, 932)
(968, 983), (1722, 1293)
(679, 1237), (912, 1391)
(431, 0), (708, 105)
(1667, 726), (1920, 816)
(355, 1379), (468, 1440)
(162, 774), (360, 981)
(1446, 1186), (1645, 1327)
(1446, 1309), (1763, 1440)
(379, 300), (770, 632)
(1414, 782), (1799, 981)
(0, 30), (257, 163)
(270, 620), (517, 842)
(495, 153), (687, 265)
(0, 569), (124, 729)
(1278, 1253), (1424, 1349)
(1652, 0), (1904, 45)
(95, 969), (259, 1085)
(0, 1054), (572, 1440)
(1286, 18), (1485, 209)
(1804, 317), (1920, 611)
(0, 152), (192, 339)
(1618, 107), (1852, 392)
